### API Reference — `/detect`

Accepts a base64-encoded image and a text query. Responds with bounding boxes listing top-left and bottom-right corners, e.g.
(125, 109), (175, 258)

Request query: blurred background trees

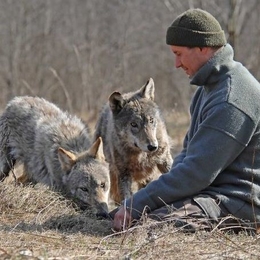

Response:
(0, 0), (259, 122)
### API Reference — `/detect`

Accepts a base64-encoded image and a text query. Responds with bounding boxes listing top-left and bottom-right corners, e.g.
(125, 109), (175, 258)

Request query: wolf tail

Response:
(0, 114), (15, 181)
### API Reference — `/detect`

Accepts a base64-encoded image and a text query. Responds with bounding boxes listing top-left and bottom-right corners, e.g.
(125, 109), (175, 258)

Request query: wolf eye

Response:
(80, 187), (89, 193)
(131, 122), (138, 128)
(150, 118), (154, 124)
(100, 182), (106, 189)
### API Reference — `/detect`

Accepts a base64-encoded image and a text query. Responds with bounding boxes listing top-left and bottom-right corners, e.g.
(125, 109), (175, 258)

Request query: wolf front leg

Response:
(157, 149), (173, 174)
(109, 164), (133, 204)
(119, 170), (133, 201)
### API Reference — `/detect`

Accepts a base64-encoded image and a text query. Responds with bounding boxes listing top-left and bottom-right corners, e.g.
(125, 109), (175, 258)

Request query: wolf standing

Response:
(0, 96), (110, 215)
(94, 78), (173, 204)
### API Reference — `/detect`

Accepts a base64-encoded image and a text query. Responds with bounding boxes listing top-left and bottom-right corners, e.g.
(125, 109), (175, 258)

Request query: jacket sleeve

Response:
(126, 103), (256, 219)
(172, 133), (188, 167)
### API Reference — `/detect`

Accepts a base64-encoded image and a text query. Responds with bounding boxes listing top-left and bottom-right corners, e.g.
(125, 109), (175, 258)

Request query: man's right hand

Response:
(112, 205), (132, 231)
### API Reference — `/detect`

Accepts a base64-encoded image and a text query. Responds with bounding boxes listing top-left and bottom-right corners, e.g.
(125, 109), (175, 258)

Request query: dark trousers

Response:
(147, 196), (255, 233)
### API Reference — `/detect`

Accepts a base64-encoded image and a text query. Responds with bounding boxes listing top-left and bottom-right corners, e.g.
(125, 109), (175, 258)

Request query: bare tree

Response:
(0, 0), (259, 120)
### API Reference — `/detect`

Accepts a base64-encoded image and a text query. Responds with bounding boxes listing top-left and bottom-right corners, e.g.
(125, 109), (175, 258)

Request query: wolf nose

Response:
(96, 211), (111, 219)
(147, 144), (158, 152)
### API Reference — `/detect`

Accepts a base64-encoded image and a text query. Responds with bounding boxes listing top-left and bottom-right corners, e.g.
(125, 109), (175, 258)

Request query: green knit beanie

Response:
(166, 9), (226, 47)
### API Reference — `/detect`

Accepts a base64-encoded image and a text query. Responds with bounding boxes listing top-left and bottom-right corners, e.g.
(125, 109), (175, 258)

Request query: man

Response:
(112, 8), (260, 232)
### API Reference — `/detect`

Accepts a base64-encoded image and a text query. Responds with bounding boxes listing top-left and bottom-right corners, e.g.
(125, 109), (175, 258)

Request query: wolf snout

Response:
(147, 144), (158, 152)
(95, 202), (110, 219)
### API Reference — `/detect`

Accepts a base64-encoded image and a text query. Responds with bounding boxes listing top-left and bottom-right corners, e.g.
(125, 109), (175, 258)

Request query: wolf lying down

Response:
(94, 78), (173, 204)
(0, 96), (110, 215)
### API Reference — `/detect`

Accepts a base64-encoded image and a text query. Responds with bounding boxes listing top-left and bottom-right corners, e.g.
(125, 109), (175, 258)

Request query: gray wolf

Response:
(94, 78), (173, 204)
(0, 96), (110, 215)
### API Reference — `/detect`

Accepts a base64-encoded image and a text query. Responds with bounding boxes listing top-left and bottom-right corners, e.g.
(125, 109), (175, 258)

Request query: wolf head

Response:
(109, 78), (161, 153)
(58, 137), (110, 215)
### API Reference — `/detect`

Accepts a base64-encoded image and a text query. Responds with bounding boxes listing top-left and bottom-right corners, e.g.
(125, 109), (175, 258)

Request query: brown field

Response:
(1, 113), (260, 259)
(1, 182), (260, 260)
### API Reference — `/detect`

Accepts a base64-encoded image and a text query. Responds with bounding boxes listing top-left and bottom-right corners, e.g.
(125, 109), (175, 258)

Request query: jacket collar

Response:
(190, 44), (235, 88)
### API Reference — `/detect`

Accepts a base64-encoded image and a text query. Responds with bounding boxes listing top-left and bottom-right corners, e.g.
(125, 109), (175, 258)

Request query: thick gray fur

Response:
(0, 96), (110, 214)
(94, 78), (173, 204)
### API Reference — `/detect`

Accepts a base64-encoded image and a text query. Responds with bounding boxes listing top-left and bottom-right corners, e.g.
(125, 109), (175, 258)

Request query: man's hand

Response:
(112, 205), (132, 231)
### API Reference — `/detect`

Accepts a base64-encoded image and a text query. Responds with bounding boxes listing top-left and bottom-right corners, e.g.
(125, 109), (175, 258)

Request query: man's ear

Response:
(200, 46), (215, 55)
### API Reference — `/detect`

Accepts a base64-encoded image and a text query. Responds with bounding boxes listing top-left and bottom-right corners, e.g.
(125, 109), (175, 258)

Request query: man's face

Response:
(170, 45), (208, 77)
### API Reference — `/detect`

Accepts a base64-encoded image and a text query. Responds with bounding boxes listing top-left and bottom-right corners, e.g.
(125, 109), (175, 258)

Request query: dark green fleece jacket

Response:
(126, 44), (260, 224)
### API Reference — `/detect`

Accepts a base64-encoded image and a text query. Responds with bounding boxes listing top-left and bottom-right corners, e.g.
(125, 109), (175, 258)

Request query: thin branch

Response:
(49, 67), (73, 113)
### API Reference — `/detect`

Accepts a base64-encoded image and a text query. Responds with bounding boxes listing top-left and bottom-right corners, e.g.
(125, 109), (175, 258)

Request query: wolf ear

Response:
(109, 92), (125, 114)
(58, 147), (77, 172)
(138, 78), (155, 101)
(88, 137), (106, 162)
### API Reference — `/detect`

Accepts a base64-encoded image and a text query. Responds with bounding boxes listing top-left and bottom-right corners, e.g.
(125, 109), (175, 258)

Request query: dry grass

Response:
(0, 182), (260, 259)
